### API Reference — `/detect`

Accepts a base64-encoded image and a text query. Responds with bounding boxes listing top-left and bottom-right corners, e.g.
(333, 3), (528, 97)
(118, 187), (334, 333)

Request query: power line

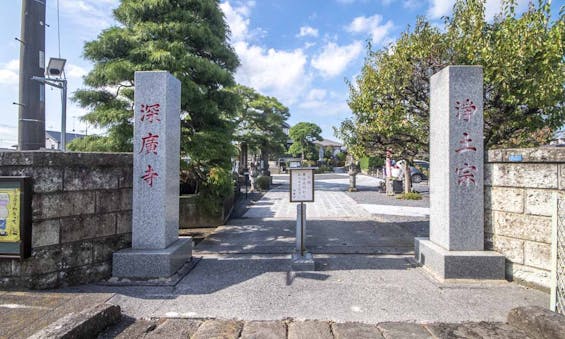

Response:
(57, 0), (61, 57)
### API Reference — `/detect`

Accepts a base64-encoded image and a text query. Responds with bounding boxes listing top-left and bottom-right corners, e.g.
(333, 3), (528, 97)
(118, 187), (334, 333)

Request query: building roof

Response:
(46, 130), (86, 144)
(314, 139), (342, 148)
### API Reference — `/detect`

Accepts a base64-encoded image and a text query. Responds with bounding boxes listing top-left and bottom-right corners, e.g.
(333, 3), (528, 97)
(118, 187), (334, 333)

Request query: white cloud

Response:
(427, 0), (529, 21)
(297, 26), (319, 38)
(403, 0), (423, 9)
(0, 60), (19, 86)
(65, 64), (88, 79)
(221, 1), (310, 104)
(233, 42), (308, 105)
(219, 1), (253, 42)
(484, 0), (529, 20)
(311, 41), (363, 78)
(0, 125), (18, 148)
(346, 14), (394, 44)
(307, 89), (327, 101)
(57, 0), (118, 34)
(427, 0), (454, 19)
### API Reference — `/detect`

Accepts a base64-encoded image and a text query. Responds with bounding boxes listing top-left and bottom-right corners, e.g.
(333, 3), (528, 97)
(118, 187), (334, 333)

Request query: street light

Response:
(32, 57), (67, 151)
(47, 57), (66, 77)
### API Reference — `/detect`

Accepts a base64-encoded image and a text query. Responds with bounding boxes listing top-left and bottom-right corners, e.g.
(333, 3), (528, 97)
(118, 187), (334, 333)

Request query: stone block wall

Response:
(0, 151), (133, 289)
(485, 147), (565, 291)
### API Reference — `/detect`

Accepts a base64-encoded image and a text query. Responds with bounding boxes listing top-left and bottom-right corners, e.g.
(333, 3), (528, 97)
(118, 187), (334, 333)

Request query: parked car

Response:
(389, 160), (428, 183)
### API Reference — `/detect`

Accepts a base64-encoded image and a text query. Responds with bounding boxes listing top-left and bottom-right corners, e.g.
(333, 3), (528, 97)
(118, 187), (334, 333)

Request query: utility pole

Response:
(18, 0), (46, 150)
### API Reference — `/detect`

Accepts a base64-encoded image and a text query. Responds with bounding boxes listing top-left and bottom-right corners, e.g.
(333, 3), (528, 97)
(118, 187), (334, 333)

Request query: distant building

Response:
(314, 139), (343, 158)
(550, 130), (565, 146)
(45, 130), (86, 150)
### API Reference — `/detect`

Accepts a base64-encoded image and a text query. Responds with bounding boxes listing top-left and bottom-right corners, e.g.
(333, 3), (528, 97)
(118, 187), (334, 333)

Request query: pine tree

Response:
(69, 0), (240, 201)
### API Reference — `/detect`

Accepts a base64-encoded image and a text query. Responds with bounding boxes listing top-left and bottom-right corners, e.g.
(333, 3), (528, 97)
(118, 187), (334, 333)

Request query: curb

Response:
(507, 306), (565, 339)
(28, 303), (121, 339)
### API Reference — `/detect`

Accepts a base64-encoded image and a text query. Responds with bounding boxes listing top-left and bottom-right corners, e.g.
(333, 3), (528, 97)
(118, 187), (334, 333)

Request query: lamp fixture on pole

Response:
(32, 57), (67, 151)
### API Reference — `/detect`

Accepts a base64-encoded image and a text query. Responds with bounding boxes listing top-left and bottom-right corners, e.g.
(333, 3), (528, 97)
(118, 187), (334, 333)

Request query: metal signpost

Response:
(289, 168), (315, 270)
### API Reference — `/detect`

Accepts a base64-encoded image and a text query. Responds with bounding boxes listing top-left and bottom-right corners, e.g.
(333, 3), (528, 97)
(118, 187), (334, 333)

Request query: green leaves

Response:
(230, 85), (290, 156)
(338, 0), (564, 158)
(288, 122), (323, 160)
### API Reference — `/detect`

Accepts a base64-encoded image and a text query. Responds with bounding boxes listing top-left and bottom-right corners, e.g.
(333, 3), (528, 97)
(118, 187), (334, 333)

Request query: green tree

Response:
(68, 0), (240, 204)
(230, 85), (290, 164)
(288, 122), (323, 161)
(337, 0), (564, 192)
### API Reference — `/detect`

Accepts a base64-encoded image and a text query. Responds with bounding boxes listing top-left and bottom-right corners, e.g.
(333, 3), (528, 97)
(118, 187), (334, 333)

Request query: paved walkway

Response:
(67, 173), (547, 325)
(1, 173), (553, 338)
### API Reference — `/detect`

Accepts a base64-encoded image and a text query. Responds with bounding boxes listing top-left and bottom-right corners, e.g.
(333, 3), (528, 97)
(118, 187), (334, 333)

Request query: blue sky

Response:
(0, 0), (557, 148)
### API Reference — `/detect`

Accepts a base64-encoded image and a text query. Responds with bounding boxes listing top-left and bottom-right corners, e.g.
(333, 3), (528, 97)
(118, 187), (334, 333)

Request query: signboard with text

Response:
(0, 177), (31, 259)
(290, 168), (315, 202)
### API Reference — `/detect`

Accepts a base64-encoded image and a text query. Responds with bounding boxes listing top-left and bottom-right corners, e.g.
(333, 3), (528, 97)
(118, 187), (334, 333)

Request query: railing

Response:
(551, 192), (565, 315)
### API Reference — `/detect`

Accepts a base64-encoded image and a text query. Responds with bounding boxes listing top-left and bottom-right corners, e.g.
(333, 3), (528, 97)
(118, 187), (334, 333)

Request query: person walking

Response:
(249, 163), (258, 192)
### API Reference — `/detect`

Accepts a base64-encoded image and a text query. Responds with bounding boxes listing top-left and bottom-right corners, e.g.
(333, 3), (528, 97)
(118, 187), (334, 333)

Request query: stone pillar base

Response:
(113, 238), (192, 278)
(415, 238), (505, 281)
(291, 252), (315, 271)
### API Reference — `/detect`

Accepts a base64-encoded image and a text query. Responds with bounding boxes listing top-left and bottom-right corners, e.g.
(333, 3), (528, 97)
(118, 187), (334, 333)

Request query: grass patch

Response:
(396, 192), (422, 200)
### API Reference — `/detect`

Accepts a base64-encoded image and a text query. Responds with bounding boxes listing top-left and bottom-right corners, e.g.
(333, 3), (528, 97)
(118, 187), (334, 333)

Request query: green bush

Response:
(315, 165), (332, 174)
(360, 156), (385, 173)
(396, 192), (422, 200)
(256, 176), (271, 191)
(197, 166), (233, 214)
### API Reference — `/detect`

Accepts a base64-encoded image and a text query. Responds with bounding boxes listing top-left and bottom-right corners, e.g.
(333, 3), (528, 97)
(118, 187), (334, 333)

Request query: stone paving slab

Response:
(191, 319), (242, 339)
(288, 320), (333, 339)
(243, 186), (372, 219)
(378, 322), (433, 338)
(332, 322), (384, 338)
(195, 218), (419, 255)
(425, 322), (531, 339)
(100, 317), (537, 339)
(0, 291), (113, 339)
(241, 320), (287, 339)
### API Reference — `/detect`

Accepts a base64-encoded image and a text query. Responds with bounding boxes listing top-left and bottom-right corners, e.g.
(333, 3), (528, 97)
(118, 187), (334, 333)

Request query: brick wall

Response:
(0, 151), (133, 289)
(485, 147), (565, 291)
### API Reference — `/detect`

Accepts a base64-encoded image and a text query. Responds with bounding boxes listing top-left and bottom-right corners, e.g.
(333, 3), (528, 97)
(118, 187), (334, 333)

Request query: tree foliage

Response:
(68, 0), (240, 198)
(288, 122), (323, 160)
(230, 85), (290, 157)
(336, 0), (565, 161)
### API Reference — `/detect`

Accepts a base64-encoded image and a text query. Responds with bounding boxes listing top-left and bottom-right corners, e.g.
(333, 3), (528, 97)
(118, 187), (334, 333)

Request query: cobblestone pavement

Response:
(101, 317), (534, 338)
(244, 174), (429, 219)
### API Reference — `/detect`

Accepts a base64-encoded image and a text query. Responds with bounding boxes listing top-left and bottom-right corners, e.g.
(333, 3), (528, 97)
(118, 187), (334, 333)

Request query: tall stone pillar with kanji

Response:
(415, 66), (504, 280)
(113, 71), (192, 278)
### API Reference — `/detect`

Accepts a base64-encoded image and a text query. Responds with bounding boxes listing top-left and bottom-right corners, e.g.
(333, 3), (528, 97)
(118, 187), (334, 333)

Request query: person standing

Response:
(249, 163), (258, 192)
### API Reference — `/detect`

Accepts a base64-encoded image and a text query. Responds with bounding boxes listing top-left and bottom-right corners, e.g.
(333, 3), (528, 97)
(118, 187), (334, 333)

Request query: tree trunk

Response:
(403, 159), (412, 194)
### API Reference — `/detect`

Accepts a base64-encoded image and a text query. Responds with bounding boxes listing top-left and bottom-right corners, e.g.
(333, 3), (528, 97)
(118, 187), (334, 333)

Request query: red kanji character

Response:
(139, 132), (159, 155)
(455, 132), (477, 154)
(455, 163), (478, 186)
(140, 103), (161, 123)
(141, 165), (158, 187)
(455, 99), (477, 122)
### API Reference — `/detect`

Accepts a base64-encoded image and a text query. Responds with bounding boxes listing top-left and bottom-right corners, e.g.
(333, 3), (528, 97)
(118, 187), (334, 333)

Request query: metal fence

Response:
(551, 192), (565, 315)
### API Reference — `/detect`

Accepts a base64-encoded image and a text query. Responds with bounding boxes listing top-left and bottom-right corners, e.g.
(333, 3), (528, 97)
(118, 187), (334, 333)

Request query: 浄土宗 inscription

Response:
(415, 66), (505, 281)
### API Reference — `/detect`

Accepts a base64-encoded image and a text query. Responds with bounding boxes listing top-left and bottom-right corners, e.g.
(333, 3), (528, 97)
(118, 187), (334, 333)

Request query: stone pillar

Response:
(239, 142), (248, 174)
(113, 71), (192, 279)
(415, 66), (504, 280)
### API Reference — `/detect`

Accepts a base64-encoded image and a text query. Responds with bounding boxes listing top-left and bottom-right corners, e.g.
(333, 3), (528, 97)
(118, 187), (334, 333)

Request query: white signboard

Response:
(290, 169), (314, 202)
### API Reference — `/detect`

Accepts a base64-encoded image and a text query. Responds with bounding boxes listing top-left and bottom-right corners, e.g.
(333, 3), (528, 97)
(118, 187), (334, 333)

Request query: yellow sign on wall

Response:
(0, 188), (21, 243)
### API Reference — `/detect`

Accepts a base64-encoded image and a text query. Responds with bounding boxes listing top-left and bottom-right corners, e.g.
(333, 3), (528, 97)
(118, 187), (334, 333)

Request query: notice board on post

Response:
(290, 168), (315, 202)
(0, 177), (32, 259)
